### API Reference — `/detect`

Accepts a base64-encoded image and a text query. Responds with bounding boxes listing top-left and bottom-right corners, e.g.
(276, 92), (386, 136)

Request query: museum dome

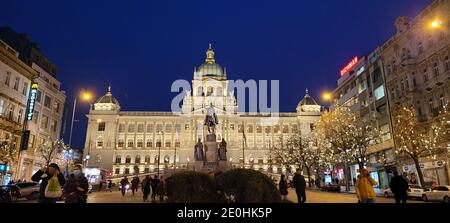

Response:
(94, 85), (121, 111)
(194, 44), (226, 80)
(297, 89), (321, 113)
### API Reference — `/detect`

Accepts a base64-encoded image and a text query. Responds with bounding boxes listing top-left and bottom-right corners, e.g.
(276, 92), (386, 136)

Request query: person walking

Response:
(142, 176), (151, 202)
(64, 164), (89, 203)
(390, 171), (408, 204)
(355, 168), (377, 203)
(292, 169), (306, 203)
(120, 176), (129, 197)
(106, 180), (113, 192)
(31, 163), (66, 203)
(157, 176), (165, 202)
(279, 174), (288, 201)
(150, 175), (159, 201)
(131, 176), (140, 196)
(98, 180), (103, 192)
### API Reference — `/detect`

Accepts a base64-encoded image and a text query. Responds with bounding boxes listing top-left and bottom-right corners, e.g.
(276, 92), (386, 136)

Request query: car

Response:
(321, 183), (341, 192)
(384, 184), (427, 199)
(6, 182), (40, 201)
(422, 186), (450, 203)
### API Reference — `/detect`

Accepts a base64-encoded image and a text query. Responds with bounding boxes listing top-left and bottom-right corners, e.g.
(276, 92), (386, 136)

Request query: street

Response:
(16, 188), (424, 203)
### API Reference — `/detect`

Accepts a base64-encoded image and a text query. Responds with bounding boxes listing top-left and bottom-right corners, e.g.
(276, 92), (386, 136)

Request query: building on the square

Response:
(0, 27), (66, 181)
(380, 0), (449, 186)
(330, 50), (397, 189)
(0, 38), (37, 185)
(84, 45), (322, 178)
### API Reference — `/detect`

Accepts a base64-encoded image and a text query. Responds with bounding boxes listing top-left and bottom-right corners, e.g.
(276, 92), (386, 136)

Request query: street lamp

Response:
(157, 130), (164, 178)
(430, 19), (443, 29)
(68, 90), (93, 147)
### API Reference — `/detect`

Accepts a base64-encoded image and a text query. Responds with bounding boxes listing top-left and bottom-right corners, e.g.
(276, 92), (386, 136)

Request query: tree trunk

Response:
(306, 166), (312, 188)
(412, 157), (426, 187)
(344, 161), (350, 192)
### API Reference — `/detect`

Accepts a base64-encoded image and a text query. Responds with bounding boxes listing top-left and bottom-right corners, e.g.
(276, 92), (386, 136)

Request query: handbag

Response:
(45, 175), (63, 198)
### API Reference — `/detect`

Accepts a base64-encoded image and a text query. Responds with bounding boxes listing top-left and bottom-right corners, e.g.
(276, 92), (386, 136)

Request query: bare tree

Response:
(37, 138), (66, 167)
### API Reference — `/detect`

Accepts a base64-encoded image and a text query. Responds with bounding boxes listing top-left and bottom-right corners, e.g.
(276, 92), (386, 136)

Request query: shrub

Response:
(216, 168), (281, 203)
(165, 171), (224, 203)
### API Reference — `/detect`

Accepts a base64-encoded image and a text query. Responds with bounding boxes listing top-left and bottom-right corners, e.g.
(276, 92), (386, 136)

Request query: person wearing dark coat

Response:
(279, 174), (289, 201)
(31, 163), (66, 203)
(157, 176), (165, 202)
(390, 171), (409, 203)
(64, 164), (89, 203)
(292, 169), (306, 203)
(150, 175), (159, 201)
(142, 176), (151, 202)
(120, 176), (130, 197)
(131, 176), (140, 196)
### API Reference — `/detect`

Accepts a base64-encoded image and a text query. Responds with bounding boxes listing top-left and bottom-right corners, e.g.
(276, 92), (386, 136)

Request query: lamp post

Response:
(157, 130), (164, 178)
(68, 91), (93, 148)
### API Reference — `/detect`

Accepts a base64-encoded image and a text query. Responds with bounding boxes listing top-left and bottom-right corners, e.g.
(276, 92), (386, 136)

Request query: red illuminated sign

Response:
(340, 56), (358, 77)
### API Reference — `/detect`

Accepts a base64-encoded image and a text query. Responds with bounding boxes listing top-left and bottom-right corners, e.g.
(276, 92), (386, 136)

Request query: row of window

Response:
(112, 122), (301, 134)
(97, 138), (181, 148)
(4, 71), (29, 96)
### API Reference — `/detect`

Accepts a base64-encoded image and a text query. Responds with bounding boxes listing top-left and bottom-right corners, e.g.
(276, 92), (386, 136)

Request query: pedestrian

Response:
(279, 174), (288, 201)
(31, 163), (66, 203)
(353, 178), (357, 186)
(151, 175), (159, 201)
(311, 179), (315, 187)
(315, 176), (321, 188)
(64, 164), (89, 203)
(120, 176), (129, 197)
(131, 176), (140, 196)
(292, 169), (306, 203)
(98, 180), (103, 192)
(106, 180), (113, 192)
(390, 170), (408, 204)
(157, 176), (165, 202)
(142, 176), (151, 202)
(355, 168), (377, 203)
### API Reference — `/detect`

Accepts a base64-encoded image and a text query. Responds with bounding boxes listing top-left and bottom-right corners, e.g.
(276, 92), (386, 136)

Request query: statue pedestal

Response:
(194, 161), (204, 171)
(204, 134), (218, 162)
(217, 160), (228, 172)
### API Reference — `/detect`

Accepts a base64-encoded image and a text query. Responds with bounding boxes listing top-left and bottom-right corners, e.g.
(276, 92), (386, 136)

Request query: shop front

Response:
(0, 164), (12, 186)
(402, 160), (448, 187)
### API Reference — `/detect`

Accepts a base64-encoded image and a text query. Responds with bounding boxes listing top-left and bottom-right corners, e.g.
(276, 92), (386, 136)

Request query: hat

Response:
(48, 163), (60, 171)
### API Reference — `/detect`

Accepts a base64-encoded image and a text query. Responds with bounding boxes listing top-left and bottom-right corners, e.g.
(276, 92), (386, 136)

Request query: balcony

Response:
(0, 115), (23, 134)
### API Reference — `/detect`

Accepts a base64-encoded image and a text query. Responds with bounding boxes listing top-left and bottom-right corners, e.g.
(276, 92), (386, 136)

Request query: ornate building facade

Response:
(84, 45), (322, 177)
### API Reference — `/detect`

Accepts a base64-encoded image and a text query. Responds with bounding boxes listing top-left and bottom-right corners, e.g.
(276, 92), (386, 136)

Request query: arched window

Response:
(115, 155), (121, 163)
(135, 155), (141, 164)
(127, 139), (134, 148)
(125, 155), (131, 164)
(118, 139), (124, 148)
(146, 140), (153, 148)
(137, 139), (143, 148)
(145, 155), (150, 164)
(207, 86), (214, 96)
(433, 63), (439, 76)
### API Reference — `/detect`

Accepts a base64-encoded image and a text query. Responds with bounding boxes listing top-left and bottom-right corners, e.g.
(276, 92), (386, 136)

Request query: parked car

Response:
(6, 182), (40, 201)
(384, 184), (427, 199)
(422, 186), (450, 203)
(321, 183), (341, 192)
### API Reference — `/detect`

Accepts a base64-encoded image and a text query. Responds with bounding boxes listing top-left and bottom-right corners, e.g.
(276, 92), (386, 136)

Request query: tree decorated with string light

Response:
(393, 106), (441, 187)
(0, 138), (18, 167)
(314, 105), (381, 190)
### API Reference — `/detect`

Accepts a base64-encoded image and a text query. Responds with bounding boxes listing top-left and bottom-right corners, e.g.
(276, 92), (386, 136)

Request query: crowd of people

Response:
(119, 175), (166, 202)
(278, 168), (411, 204)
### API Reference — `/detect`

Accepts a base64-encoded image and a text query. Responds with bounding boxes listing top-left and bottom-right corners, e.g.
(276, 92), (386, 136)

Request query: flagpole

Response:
(242, 121), (245, 169)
